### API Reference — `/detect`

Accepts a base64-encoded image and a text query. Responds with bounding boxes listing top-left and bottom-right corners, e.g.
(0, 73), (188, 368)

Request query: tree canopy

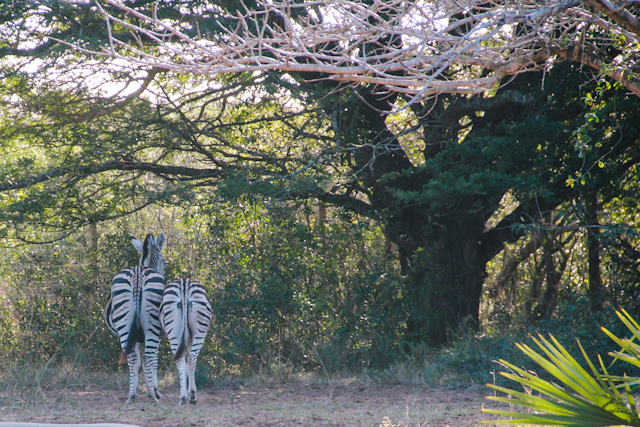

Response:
(2, 0), (640, 346)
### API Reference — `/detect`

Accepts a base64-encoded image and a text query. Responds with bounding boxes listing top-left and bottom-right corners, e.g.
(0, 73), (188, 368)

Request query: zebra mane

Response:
(142, 233), (154, 266)
(140, 232), (166, 275)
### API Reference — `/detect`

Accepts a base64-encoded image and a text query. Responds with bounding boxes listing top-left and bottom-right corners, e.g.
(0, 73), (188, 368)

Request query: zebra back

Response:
(160, 278), (212, 361)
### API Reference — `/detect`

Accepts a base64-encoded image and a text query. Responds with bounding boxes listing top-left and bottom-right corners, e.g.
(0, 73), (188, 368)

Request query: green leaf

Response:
(483, 320), (640, 426)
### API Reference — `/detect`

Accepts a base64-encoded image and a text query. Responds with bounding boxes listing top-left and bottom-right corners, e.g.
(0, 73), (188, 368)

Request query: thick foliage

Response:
(0, 202), (411, 376)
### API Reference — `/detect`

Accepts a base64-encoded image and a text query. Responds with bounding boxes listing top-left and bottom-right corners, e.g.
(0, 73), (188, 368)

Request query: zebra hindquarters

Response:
(140, 268), (166, 401)
(103, 296), (119, 337)
(160, 278), (212, 406)
(106, 267), (165, 403)
(186, 281), (212, 405)
(107, 268), (142, 401)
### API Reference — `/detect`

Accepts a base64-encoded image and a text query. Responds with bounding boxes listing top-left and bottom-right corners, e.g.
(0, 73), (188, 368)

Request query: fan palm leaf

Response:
(483, 312), (640, 426)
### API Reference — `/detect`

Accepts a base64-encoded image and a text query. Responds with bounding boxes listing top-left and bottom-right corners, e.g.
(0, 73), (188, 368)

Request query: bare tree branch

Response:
(51, 0), (640, 100)
(585, 0), (640, 36)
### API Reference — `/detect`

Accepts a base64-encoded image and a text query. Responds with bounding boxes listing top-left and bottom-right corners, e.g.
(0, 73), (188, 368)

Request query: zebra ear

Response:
(156, 232), (166, 252)
(131, 235), (144, 254)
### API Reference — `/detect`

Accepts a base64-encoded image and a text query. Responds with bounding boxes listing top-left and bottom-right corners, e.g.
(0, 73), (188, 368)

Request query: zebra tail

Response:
(123, 310), (143, 359)
(173, 336), (187, 362)
(172, 309), (188, 362)
(173, 279), (189, 362)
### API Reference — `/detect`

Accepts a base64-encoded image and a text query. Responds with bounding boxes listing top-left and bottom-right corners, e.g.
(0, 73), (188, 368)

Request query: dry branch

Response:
(57, 0), (640, 100)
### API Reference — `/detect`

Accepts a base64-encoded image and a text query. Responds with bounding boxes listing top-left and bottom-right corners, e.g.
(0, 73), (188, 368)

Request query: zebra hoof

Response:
(126, 395), (137, 404)
(189, 396), (197, 405)
(154, 388), (162, 400)
(179, 396), (188, 406)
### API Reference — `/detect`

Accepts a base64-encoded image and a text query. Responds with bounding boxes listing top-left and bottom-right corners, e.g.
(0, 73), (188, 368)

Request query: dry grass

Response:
(0, 367), (493, 427)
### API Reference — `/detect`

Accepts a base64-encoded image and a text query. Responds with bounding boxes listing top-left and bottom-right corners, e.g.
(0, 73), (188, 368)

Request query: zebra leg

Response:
(142, 346), (161, 402)
(126, 344), (142, 404)
(176, 356), (189, 405)
(150, 348), (162, 400)
(188, 352), (199, 404)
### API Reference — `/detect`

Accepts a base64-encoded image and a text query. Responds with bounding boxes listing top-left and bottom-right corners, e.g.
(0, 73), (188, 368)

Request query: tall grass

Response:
(2, 297), (631, 401)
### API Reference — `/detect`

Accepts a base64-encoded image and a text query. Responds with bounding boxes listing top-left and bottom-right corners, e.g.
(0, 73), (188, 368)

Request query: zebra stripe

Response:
(160, 278), (212, 405)
(104, 232), (166, 404)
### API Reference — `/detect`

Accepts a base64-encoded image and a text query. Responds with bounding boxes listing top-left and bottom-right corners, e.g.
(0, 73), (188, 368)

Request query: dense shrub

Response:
(1, 202), (636, 389)
(0, 201), (412, 378)
(434, 292), (640, 388)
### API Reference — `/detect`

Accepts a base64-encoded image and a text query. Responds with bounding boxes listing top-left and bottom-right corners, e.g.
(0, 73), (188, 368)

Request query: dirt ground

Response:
(0, 381), (497, 427)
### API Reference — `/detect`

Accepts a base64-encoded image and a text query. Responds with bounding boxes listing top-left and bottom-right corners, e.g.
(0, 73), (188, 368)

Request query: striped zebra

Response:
(104, 232), (166, 403)
(160, 277), (212, 405)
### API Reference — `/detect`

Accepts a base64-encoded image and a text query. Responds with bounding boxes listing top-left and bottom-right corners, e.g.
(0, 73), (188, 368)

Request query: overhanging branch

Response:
(49, 0), (640, 101)
(0, 161), (223, 193)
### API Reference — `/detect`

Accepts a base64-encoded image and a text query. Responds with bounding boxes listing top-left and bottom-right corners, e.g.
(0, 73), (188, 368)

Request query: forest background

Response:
(2, 0), (640, 393)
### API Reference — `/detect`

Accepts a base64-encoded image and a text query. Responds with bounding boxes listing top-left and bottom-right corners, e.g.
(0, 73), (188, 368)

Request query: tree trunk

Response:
(400, 211), (487, 345)
(532, 239), (564, 319)
(316, 200), (327, 238)
(585, 193), (604, 311)
(87, 222), (98, 287)
(525, 254), (545, 319)
(318, 79), (540, 345)
(493, 235), (541, 300)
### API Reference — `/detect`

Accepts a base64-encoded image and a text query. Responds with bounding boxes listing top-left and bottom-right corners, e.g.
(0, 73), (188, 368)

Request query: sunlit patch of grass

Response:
(0, 361), (128, 392)
(0, 360), (130, 413)
(158, 367), (177, 390)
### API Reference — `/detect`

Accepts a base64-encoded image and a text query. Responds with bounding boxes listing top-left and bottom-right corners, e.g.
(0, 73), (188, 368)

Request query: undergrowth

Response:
(432, 294), (640, 389)
(1, 296), (634, 406)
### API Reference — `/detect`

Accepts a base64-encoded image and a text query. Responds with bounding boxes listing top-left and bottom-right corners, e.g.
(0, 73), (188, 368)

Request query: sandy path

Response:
(0, 382), (495, 427)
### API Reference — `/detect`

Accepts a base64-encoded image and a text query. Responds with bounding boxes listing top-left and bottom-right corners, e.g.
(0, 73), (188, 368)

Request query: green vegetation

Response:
(0, 201), (409, 377)
(2, 2), (640, 347)
(483, 309), (640, 426)
(2, 5), (640, 426)
(0, 203), (637, 389)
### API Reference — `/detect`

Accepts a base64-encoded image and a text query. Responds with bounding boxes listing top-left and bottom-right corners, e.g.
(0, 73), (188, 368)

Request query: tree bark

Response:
(492, 235), (542, 298)
(87, 222), (98, 287)
(585, 193), (604, 311)
(400, 209), (488, 344)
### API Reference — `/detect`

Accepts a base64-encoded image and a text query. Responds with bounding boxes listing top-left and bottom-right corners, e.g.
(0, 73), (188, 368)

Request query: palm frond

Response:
(483, 310), (640, 426)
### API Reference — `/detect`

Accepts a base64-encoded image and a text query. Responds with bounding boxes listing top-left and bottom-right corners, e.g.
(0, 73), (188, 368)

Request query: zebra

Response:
(104, 232), (166, 403)
(160, 276), (212, 405)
